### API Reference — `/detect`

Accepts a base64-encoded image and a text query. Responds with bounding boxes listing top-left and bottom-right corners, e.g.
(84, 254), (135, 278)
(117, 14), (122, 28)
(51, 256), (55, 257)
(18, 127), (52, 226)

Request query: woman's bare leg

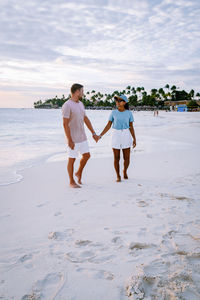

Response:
(113, 148), (121, 182)
(122, 148), (130, 179)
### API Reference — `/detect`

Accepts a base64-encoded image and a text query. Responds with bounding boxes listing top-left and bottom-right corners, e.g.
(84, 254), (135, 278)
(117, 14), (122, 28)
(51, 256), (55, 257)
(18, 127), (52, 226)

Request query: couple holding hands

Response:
(62, 83), (136, 188)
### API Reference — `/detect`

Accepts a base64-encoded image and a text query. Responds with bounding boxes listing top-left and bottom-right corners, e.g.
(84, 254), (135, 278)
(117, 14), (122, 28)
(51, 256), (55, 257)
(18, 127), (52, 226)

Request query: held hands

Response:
(93, 134), (99, 143)
(96, 135), (101, 142)
(92, 134), (101, 143)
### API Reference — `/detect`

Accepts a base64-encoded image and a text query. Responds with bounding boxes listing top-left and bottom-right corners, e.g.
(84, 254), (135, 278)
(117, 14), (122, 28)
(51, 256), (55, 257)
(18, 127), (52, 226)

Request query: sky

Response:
(0, 0), (200, 107)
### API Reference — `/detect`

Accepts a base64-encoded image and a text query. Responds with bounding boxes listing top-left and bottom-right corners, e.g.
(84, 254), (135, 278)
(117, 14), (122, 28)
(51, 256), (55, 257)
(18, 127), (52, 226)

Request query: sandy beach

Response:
(0, 112), (200, 299)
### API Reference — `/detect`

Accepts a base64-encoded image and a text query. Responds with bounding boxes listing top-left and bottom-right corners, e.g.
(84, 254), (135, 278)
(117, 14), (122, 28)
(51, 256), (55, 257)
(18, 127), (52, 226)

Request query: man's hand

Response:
(133, 140), (136, 148)
(68, 139), (75, 149)
(93, 134), (99, 143)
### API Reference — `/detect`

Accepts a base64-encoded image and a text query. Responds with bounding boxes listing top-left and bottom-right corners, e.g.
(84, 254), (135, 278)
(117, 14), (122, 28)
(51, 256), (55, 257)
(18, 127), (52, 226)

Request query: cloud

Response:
(0, 0), (200, 107)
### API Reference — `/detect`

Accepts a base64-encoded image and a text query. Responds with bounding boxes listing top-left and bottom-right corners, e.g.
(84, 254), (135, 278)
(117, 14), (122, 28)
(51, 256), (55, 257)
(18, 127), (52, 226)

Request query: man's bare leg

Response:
(122, 148), (130, 179)
(67, 157), (81, 188)
(113, 149), (121, 182)
(75, 152), (90, 184)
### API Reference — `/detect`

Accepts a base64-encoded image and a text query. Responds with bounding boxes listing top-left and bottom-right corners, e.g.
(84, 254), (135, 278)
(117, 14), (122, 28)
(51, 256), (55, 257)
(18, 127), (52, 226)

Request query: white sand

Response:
(0, 112), (200, 299)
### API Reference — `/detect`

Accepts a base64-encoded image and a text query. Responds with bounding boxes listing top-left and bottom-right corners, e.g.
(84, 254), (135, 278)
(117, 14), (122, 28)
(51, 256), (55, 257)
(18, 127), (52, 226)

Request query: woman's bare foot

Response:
(75, 172), (82, 184)
(123, 171), (128, 179)
(69, 181), (81, 188)
(116, 176), (121, 182)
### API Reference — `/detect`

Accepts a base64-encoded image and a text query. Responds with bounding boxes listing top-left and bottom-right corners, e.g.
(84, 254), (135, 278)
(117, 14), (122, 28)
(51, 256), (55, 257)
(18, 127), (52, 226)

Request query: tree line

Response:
(34, 84), (200, 109)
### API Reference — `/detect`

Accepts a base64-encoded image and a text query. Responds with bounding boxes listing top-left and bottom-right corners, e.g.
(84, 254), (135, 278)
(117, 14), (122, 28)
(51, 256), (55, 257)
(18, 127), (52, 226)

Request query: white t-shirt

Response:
(62, 99), (87, 143)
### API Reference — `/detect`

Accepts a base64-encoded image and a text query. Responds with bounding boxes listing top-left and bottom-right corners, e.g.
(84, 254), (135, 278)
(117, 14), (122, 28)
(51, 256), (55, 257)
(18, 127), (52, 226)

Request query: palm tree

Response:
(196, 92), (200, 100)
(164, 84), (170, 99)
(165, 84), (169, 90)
(151, 89), (157, 96)
(131, 87), (136, 95)
(170, 85), (177, 100)
(136, 87), (142, 101)
(158, 88), (165, 100)
(189, 89), (195, 100)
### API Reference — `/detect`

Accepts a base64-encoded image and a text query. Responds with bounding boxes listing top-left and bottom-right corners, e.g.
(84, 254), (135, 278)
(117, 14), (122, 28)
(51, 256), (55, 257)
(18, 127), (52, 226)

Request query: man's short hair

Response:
(71, 83), (83, 94)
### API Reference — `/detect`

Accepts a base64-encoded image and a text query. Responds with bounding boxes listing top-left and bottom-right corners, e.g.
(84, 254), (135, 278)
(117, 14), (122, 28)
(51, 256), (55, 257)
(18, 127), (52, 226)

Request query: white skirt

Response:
(111, 128), (133, 149)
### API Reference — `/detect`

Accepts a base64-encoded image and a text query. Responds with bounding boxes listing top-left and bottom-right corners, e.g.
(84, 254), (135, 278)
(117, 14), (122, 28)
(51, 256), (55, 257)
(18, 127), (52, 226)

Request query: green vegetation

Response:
(187, 100), (199, 110)
(34, 85), (200, 110)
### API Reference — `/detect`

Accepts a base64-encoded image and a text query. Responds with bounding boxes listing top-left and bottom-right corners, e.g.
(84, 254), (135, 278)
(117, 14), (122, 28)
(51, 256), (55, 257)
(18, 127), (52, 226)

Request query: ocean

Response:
(0, 108), (199, 185)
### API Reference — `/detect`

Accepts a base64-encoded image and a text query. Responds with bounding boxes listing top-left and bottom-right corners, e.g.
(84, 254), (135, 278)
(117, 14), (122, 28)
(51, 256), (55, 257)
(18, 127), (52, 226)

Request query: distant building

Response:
(165, 99), (200, 111)
(176, 104), (188, 112)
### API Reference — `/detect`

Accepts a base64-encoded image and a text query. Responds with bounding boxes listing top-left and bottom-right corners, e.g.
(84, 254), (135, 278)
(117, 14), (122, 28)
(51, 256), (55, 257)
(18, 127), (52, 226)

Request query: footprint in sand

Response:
(65, 250), (115, 264)
(48, 228), (74, 241)
(137, 200), (148, 207)
(76, 267), (114, 280)
(65, 250), (96, 263)
(36, 201), (49, 208)
(16, 254), (34, 269)
(73, 199), (87, 206)
(19, 254), (33, 263)
(75, 240), (92, 247)
(159, 193), (193, 202)
(90, 254), (116, 264)
(129, 242), (156, 251)
(22, 272), (66, 300)
(111, 236), (123, 244)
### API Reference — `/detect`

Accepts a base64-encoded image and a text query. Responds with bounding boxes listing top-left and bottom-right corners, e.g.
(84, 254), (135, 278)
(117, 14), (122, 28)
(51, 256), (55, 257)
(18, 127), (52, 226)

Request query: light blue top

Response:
(109, 109), (134, 130)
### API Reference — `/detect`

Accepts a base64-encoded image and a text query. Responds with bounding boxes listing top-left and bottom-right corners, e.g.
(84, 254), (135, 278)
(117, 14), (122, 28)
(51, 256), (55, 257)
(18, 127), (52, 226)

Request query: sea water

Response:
(0, 108), (199, 185)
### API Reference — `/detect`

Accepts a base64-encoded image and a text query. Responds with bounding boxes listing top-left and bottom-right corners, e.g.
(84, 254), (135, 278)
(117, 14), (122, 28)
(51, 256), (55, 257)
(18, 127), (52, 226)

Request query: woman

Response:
(97, 94), (136, 182)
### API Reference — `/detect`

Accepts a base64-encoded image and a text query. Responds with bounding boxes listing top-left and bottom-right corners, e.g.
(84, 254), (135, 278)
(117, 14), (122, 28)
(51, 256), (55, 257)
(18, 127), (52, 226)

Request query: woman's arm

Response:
(129, 122), (136, 148)
(98, 121), (112, 140)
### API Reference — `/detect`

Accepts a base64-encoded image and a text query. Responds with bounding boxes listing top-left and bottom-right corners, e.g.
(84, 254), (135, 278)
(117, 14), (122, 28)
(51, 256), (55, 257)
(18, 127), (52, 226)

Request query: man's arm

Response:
(84, 116), (98, 142)
(63, 118), (75, 149)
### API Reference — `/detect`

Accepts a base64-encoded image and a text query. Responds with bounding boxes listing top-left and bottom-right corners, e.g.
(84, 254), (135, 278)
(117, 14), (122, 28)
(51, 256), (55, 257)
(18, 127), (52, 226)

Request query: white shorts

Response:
(111, 128), (133, 149)
(68, 140), (89, 158)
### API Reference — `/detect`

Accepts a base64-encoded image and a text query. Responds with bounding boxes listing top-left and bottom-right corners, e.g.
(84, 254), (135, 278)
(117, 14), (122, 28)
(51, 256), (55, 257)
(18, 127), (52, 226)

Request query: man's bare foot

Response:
(123, 172), (128, 179)
(69, 182), (81, 188)
(75, 172), (82, 184)
(116, 176), (121, 182)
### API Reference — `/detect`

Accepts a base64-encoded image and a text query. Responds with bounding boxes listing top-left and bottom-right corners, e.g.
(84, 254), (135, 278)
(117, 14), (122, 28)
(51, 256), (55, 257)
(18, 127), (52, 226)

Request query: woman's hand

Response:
(133, 140), (136, 148)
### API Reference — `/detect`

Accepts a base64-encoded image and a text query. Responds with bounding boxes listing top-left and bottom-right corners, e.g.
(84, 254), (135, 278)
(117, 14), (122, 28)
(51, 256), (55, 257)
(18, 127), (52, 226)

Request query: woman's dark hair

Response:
(124, 103), (129, 110)
(71, 83), (83, 94)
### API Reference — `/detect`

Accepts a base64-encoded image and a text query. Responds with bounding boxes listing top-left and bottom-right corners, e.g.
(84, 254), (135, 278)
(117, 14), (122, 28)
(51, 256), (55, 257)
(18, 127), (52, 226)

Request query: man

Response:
(62, 83), (98, 188)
